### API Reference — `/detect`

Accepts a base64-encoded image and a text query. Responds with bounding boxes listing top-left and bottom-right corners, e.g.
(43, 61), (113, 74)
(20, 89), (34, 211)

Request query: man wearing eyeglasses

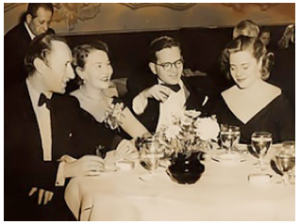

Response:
(126, 36), (211, 133)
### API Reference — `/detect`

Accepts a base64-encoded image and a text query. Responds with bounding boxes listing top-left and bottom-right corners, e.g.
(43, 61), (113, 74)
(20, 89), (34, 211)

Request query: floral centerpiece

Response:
(147, 109), (220, 159)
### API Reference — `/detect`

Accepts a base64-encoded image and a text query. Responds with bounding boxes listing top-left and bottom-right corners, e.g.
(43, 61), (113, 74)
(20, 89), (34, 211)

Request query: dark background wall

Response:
(63, 25), (290, 91)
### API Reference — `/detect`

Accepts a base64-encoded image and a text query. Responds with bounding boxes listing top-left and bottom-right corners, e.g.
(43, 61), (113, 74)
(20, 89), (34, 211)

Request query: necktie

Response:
(161, 83), (181, 92)
(38, 93), (52, 110)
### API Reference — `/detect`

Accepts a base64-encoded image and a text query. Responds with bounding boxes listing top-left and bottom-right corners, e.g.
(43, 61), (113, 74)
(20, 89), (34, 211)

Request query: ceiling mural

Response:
(221, 3), (279, 11)
(51, 3), (102, 30)
(4, 3), (197, 30)
(4, 3), (295, 34)
(120, 3), (196, 10)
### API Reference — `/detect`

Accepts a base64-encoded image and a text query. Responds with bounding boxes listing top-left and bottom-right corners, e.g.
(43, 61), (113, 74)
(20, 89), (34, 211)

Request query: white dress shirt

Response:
(26, 79), (66, 186)
(156, 79), (186, 132)
(24, 22), (36, 40)
(26, 79), (52, 161)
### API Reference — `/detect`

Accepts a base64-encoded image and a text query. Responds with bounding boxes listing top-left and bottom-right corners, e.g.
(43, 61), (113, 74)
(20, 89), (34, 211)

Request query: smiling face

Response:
(26, 7), (53, 36)
(80, 50), (113, 89)
(42, 40), (75, 93)
(150, 46), (183, 85)
(229, 49), (262, 89)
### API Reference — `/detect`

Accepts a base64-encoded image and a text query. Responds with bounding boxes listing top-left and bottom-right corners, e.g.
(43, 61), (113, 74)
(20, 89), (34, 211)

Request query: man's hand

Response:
(132, 85), (171, 115)
(28, 187), (54, 205)
(143, 85), (171, 102)
(64, 155), (105, 178)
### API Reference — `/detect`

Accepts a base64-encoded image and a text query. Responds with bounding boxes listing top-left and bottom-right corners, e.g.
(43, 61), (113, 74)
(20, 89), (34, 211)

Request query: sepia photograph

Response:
(3, 2), (295, 221)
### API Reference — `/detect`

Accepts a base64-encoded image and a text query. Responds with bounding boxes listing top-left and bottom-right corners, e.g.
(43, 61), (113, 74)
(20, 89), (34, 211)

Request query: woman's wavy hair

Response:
(220, 35), (274, 80)
(72, 40), (110, 85)
(278, 24), (295, 49)
(72, 40), (110, 69)
(232, 19), (260, 39)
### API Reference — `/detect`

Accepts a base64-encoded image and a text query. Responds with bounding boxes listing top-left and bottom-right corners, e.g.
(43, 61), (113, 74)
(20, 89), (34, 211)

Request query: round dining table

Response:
(64, 145), (295, 221)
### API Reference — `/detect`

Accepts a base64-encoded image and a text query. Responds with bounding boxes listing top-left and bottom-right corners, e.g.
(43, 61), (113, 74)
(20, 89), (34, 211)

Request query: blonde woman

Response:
(213, 36), (294, 143)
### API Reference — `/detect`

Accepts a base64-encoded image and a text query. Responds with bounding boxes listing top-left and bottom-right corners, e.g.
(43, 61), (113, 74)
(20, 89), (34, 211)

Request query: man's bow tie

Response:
(38, 93), (52, 110)
(161, 83), (181, 92)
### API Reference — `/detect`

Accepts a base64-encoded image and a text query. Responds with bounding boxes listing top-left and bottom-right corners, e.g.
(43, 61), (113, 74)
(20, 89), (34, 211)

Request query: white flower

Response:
(104, 102), (125, 130)
(181, 115), (194, 126)
(178, 109), (200, 126)
(165, 124), (181, 141)
(194, 117), (220, 141)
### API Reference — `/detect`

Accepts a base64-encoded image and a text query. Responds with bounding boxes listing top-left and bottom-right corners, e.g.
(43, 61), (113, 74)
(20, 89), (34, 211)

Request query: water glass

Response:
(275, 141), (295, 185)
(220, 124), (241, 153)
(139, 137), (162, 172)
(251, 132), (272, 170)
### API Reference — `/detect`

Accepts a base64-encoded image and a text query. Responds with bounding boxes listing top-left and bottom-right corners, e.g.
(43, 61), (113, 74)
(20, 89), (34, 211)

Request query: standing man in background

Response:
(4, 3), (55, 89)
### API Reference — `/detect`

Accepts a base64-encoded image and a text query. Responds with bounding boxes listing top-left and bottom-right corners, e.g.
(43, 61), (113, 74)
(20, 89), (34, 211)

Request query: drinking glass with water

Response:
(220, 124), (241, 153)
(138, 135), (163, 173)
(251, 131), (272, 171)
(274, 141), (295, 185)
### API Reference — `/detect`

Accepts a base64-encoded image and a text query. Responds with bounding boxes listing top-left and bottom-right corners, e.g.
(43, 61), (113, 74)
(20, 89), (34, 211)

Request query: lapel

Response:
(18, 84), (69, 160)
(50, 94), (74, 158)
(18, 82), (44, 160)
(182, 77), (207, 112)
(19, 23), (32, 46)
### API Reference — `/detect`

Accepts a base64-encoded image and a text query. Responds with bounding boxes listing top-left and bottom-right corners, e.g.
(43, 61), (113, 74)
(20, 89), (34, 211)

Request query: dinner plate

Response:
(211, 151), (246, 165)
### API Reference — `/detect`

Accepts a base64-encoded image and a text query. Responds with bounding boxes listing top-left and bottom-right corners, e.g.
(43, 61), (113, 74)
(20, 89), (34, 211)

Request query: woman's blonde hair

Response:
(232, 19), (260, 39)
(220, 35), (274, 80)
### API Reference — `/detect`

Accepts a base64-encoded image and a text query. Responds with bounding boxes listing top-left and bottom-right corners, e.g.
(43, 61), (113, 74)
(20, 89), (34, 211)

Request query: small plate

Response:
(211, 151), (246, 165)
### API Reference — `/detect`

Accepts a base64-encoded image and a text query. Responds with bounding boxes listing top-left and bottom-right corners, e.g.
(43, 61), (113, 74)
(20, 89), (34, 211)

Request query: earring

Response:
(77, 77), (85, 86)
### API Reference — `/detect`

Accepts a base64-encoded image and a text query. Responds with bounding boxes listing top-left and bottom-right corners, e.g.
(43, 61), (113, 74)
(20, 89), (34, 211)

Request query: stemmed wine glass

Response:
(220, 124), (241, 154)
(274, 141), (295, 185)
(251, 132), (272, 171)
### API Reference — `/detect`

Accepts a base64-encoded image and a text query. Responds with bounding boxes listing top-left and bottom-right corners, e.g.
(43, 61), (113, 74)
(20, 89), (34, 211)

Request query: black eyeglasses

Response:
(154, 59), (184, 71)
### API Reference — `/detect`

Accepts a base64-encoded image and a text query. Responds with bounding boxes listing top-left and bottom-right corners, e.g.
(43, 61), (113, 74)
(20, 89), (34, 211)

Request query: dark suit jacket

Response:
(4, 23), (55, 89)
(125, 73), (216, 133)
(4, 82), (118, 199)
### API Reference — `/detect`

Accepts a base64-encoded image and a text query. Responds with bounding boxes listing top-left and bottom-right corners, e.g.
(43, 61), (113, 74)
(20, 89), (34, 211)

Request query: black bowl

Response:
(167, 160), (205, 184)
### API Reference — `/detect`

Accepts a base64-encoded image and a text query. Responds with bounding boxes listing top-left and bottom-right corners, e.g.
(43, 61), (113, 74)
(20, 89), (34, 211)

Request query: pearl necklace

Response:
(79, 86), (105, 102)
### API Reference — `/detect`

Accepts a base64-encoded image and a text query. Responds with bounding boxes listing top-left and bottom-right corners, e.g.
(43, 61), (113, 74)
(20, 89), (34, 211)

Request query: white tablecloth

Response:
(65, 147), (295, 221)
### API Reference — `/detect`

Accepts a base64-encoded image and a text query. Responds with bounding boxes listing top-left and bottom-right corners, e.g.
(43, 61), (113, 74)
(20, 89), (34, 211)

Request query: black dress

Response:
(70, 96), (124, 155)
(211, 93), (295, 144)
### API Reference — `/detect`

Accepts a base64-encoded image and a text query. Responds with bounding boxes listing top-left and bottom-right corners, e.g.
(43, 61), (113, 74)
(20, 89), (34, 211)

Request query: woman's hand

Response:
(115, 139), (139, 161)
(64, 155), (105, 178)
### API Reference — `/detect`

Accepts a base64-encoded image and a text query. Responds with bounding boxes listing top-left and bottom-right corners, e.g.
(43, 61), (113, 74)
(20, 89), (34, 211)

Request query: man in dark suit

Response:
(4, 3), (55, 89)
(4, 34), (130, 221)
(126, 36), (214, 133)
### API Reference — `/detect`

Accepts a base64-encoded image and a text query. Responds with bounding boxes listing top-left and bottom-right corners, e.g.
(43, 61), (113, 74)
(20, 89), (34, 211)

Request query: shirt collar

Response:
(26, 78), (53, 107)
(24, 22), (36, 40)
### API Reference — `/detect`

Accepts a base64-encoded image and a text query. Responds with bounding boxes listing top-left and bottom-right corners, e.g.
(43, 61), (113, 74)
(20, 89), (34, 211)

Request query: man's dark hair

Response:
(149, 36), (181, 63)
(27, 3), (54, 18)
(24, 33), (67, 76)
